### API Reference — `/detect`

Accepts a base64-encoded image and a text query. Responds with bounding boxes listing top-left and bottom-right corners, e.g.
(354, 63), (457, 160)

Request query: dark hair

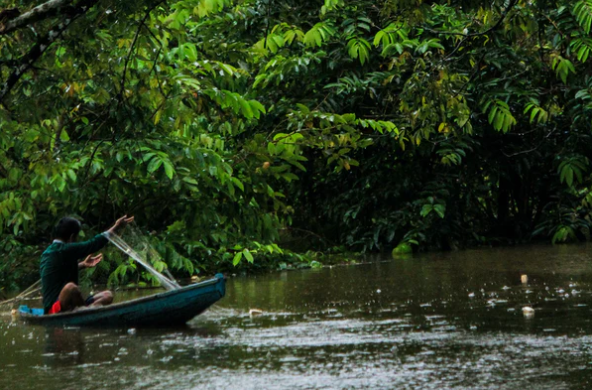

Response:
(53, 217), (82, 241)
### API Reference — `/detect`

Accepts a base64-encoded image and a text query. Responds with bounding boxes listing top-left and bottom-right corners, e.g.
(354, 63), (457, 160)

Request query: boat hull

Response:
(19, 274), (225, 327)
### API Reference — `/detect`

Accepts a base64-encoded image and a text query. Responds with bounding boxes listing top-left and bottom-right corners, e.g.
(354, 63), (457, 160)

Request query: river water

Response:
(2, 245), (592, 389)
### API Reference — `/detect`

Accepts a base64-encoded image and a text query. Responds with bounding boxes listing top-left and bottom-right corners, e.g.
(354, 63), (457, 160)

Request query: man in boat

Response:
(40, 215), (134, 315)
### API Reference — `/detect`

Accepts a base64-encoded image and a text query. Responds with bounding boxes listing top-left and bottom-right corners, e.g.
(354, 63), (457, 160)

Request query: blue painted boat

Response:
(18, 274), (225, 327)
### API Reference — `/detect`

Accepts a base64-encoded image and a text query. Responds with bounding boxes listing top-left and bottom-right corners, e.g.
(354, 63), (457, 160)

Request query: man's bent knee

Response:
(59, 283), (84, 311)
(63, 282), (79, 292)
(103, 291), (113, 304)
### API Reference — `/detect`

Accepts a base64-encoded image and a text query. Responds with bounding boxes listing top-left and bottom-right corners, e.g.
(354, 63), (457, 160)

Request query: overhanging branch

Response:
(118, 0), (166, 104)
(0, 0), (74, 35)
(0, 0), (99, 103)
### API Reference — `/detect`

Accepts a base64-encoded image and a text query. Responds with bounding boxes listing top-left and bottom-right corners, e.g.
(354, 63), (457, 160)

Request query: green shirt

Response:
(40, 234), (108, 313)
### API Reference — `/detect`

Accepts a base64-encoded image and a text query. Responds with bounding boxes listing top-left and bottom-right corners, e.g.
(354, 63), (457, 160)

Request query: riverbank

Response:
(3, 236), (589, 294)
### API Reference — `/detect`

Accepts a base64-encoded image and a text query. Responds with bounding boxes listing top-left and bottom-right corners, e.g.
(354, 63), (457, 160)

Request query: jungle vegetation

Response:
(1, 0), (592, 289)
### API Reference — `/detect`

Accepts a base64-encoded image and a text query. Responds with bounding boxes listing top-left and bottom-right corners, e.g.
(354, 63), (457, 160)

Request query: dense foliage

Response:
(1, 0), (592, 289)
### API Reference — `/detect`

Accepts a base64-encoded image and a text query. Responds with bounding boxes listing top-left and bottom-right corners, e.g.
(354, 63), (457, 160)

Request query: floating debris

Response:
(522, 306), (535, 318)
(249, 308), (263, 317)
(502, 286), (511, 290)
(468, 292), (475, 298)
(521, 275), (528, 284)
(127, 328), (136, 335)
(376, 289), (381, 294)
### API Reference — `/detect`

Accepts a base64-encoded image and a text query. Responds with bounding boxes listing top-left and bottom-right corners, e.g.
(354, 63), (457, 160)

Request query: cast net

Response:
(103, 224), (181, 291)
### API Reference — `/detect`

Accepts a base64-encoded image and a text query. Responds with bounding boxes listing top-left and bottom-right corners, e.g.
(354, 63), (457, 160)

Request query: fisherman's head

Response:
(53, 217), (82, 243)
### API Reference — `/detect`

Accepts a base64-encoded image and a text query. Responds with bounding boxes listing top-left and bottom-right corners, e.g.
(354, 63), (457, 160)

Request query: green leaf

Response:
(231, 177), (244, 191)
(552, 56), (576, 84)
(243, 249), (254, 263)
(433, 204), (446, 218)
(147, 157), (163, 173)
(232, 252), (243, 266)
(483, 99), (516, 133)
(574, 1), (592, 34)
(347, 38), (371, 65)
(60, 130), (70, 142)
(321, 0), (344, 14)
(304, 22), (335, 47)
(250, 100), (266, 116)
(163, 160), (175, 180)
(571, 37), (592, 63)
(183, 177), (198, 185)
(374, 30), (386, 47)
(420, 204), (433, 217)
(239, 98), (254, 119)
(67, 169), (77, 182)
(267, 142), (276, 155)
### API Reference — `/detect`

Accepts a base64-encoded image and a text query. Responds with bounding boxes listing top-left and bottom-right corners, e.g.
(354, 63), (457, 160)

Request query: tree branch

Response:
(118, 1), (166, 105)
(0, 0), (99, 103)
(0, 0), (74, 35)
(0, 22), (73, 102)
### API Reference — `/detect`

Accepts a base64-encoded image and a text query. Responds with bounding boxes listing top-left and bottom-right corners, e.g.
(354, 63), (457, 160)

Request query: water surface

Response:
(2, 245), (592, 389)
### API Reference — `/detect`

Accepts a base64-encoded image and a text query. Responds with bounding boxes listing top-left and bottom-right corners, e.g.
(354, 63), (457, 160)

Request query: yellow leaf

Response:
(154, 109), (162, 125)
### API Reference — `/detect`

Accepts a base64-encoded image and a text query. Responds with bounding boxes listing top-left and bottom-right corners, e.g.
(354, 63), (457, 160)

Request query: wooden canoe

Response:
(18, 274), (225, 327)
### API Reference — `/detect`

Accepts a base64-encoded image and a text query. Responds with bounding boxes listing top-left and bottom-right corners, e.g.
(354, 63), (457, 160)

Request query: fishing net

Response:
(97, 224), (180, 290)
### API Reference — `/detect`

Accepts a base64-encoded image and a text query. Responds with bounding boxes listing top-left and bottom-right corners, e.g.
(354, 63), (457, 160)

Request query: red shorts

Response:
(48, 300), (62, 314)
(48, 294), (95, 314)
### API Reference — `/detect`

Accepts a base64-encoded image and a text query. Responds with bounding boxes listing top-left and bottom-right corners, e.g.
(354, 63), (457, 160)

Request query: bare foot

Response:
(73, 306), (92, 312)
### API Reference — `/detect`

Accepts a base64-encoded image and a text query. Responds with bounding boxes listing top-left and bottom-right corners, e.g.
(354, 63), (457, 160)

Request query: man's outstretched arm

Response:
(64, 215), (135, 260)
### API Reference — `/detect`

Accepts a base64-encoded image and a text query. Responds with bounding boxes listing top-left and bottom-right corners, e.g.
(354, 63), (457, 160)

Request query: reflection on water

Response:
(2, 244), (592, 389)
(44, 328), (85, 367)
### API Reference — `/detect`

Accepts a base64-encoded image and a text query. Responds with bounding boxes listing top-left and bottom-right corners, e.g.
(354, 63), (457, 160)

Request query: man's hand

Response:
(108, 215), (135, 235)
(80, 253), (103, 269)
